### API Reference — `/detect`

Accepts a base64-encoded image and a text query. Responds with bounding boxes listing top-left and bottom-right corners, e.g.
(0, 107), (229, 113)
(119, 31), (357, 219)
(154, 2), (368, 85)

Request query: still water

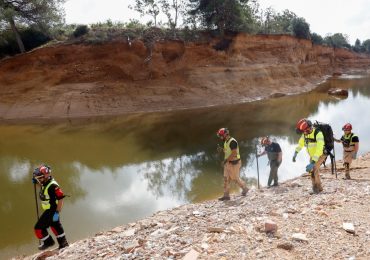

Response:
(1, 74), (370, 258)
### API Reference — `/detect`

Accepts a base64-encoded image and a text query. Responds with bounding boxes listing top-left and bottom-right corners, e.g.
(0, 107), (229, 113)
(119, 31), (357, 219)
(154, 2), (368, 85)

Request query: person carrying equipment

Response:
(32, 164), (69, 250)
(293, 119), (327, 194)
(216, 128), (248, 201)
(334, 123), (359, 179)
(257, 136), (282, 187)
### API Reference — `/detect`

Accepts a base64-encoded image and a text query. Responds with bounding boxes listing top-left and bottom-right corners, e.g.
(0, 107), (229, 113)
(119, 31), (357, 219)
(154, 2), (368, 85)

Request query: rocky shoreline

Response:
(19, 153), (370, 260)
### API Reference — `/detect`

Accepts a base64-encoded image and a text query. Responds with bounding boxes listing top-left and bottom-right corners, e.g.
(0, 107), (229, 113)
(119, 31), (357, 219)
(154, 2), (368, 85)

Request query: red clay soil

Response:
(0, 34), (369, 121)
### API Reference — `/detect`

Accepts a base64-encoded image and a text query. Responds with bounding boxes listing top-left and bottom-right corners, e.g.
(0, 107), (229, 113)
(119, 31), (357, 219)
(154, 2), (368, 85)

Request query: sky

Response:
(64, 0), (370, 44)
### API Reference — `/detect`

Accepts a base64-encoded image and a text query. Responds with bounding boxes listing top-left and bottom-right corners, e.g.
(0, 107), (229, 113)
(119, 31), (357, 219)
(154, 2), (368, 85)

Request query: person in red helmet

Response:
(334, 123), (359, 179)
(257, 136), (282, 187)
(292, 119), (327, 194)
(32, 164), (69, 250)
(216, 128), (248, 201)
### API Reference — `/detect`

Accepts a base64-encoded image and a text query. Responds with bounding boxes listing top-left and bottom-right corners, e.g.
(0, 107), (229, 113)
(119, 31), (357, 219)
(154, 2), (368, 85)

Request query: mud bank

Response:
(1, 34), (370, 121)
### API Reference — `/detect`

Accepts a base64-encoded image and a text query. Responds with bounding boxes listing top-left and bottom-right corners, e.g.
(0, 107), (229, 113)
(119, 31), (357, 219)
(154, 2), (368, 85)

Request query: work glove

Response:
(292, 151), (298, 162)
(306, 161), (315, 172)
(52, 211), (59, 222)
(352, 152), (357, 159)
(32, 178), (37, 184)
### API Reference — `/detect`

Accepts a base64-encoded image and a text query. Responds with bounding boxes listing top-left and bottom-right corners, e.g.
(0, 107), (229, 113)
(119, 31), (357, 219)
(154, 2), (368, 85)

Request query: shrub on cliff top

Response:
(291, 17), (310, 40)
(73, 25), (89, 38)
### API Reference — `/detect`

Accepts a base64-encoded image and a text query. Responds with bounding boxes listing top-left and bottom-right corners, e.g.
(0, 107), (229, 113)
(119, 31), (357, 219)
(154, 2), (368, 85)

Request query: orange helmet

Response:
(342, 123), (352, 131)
(260, 136), (270, 146)
(217, 128), (229, 138)
(296, 118), (312, 133)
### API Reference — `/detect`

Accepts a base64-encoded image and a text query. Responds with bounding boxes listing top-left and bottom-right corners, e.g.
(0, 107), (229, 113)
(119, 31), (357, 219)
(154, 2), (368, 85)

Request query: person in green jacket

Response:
(293, 119), (327, 194)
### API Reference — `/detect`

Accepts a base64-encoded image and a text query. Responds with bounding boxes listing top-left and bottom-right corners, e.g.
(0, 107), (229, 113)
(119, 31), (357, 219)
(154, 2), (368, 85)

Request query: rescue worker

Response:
(334, 123), (359, 179)
(257, 136), (282, 187)
(217, 128), (248, 201)
(293, 119), (327, 194)
(32, 164), (69, 250)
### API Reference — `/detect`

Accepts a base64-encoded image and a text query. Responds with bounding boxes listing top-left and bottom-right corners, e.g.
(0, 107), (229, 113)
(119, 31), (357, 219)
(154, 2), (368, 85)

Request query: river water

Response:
(1, 74), (370, 258)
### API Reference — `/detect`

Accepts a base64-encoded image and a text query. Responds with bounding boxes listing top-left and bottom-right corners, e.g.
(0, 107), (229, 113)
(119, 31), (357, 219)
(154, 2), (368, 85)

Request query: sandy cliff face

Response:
(0, 34), (369, 120)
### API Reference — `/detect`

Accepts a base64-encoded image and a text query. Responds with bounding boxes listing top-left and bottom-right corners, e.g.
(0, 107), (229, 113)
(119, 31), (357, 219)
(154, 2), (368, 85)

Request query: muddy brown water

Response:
(1, 74), (370, 258)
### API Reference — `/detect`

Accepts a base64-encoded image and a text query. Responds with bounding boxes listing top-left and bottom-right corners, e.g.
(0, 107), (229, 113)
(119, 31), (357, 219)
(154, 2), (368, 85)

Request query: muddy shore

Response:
(18, 153), (370, 260)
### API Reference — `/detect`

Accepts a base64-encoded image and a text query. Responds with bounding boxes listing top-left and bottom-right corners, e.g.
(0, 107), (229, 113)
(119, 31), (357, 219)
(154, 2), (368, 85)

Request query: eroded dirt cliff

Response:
(0, 34), (370, 120)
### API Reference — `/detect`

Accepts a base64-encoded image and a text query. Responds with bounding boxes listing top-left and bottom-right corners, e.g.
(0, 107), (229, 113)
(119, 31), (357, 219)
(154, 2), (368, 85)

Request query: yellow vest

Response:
(224, 137), (241, 160)
(295, 128), (324, 162)
(40, 179), (59, 210)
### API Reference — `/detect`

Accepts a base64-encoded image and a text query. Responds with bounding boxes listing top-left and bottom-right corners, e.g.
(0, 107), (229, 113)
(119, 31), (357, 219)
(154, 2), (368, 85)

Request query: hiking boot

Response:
(57, 236), (69, 249)
(241, 188), (248, 196)
(218, 193), (230, 201)
(38, 235), (55, 250)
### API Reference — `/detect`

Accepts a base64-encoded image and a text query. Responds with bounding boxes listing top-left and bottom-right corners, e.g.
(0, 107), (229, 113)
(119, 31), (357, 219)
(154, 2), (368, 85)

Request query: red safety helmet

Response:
(217, 128), (229, 138)
(261, 136), (270, 146)
(342, 123), (352, 131)
(33, 164), (51, 179)
(296, 118), (312, 133)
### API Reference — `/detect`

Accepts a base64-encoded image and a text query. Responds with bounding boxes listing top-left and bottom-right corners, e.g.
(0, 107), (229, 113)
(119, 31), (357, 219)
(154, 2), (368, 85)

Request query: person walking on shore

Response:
(257, 137), (282, 187)
(32, 164), (69, 250)
(334, 123), (359, 179)
(293, 119), (327, 194)
(217, 128), (248, 201)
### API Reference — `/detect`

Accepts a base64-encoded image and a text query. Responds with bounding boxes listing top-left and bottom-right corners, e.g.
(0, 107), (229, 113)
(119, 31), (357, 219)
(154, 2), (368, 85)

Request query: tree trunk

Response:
(9, 17), (25, 53)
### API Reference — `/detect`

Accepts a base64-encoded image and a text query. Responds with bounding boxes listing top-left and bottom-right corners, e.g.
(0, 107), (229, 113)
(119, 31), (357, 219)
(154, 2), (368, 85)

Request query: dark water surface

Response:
(1, 74), (370, 258)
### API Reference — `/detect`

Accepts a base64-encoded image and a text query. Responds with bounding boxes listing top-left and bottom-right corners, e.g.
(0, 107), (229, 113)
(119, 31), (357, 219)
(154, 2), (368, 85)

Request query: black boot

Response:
(218, 192), (230, 201)
(241, 187), (248, 196)
(57, 236), (69, 249)
(38, 235), (55, 250)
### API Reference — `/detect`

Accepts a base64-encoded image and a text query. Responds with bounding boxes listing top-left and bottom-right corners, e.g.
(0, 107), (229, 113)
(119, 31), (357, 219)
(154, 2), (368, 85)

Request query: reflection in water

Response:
(0, 74), (370, 258)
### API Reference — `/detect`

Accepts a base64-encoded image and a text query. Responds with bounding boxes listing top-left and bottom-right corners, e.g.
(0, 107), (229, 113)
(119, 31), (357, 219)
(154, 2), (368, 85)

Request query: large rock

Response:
(328, 88), (349, 97)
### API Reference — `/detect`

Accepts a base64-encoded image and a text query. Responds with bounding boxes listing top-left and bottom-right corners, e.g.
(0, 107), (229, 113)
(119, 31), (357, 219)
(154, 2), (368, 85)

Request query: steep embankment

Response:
(0, 34), (370, 120)
(21, 153), (370, 260)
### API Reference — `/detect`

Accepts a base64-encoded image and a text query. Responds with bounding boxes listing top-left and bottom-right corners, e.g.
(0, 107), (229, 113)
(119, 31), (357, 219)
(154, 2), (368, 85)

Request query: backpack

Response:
(313, 121), (334, 154)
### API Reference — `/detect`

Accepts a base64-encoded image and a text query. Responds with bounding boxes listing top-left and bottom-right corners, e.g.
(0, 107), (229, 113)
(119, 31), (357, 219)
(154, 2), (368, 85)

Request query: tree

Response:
(271, 9), (296, 34)
(291, 17), (310, 39)
(353, 38), (363, 52)
(130, 0), (160, 27)
(0, 0), (65, 53)
(159, 0), (186, 32)
(188, 0), (251, 36)
(362, 39), (370, 53)
(324, 33), (349, 48)
(311, 32), (323, 45)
